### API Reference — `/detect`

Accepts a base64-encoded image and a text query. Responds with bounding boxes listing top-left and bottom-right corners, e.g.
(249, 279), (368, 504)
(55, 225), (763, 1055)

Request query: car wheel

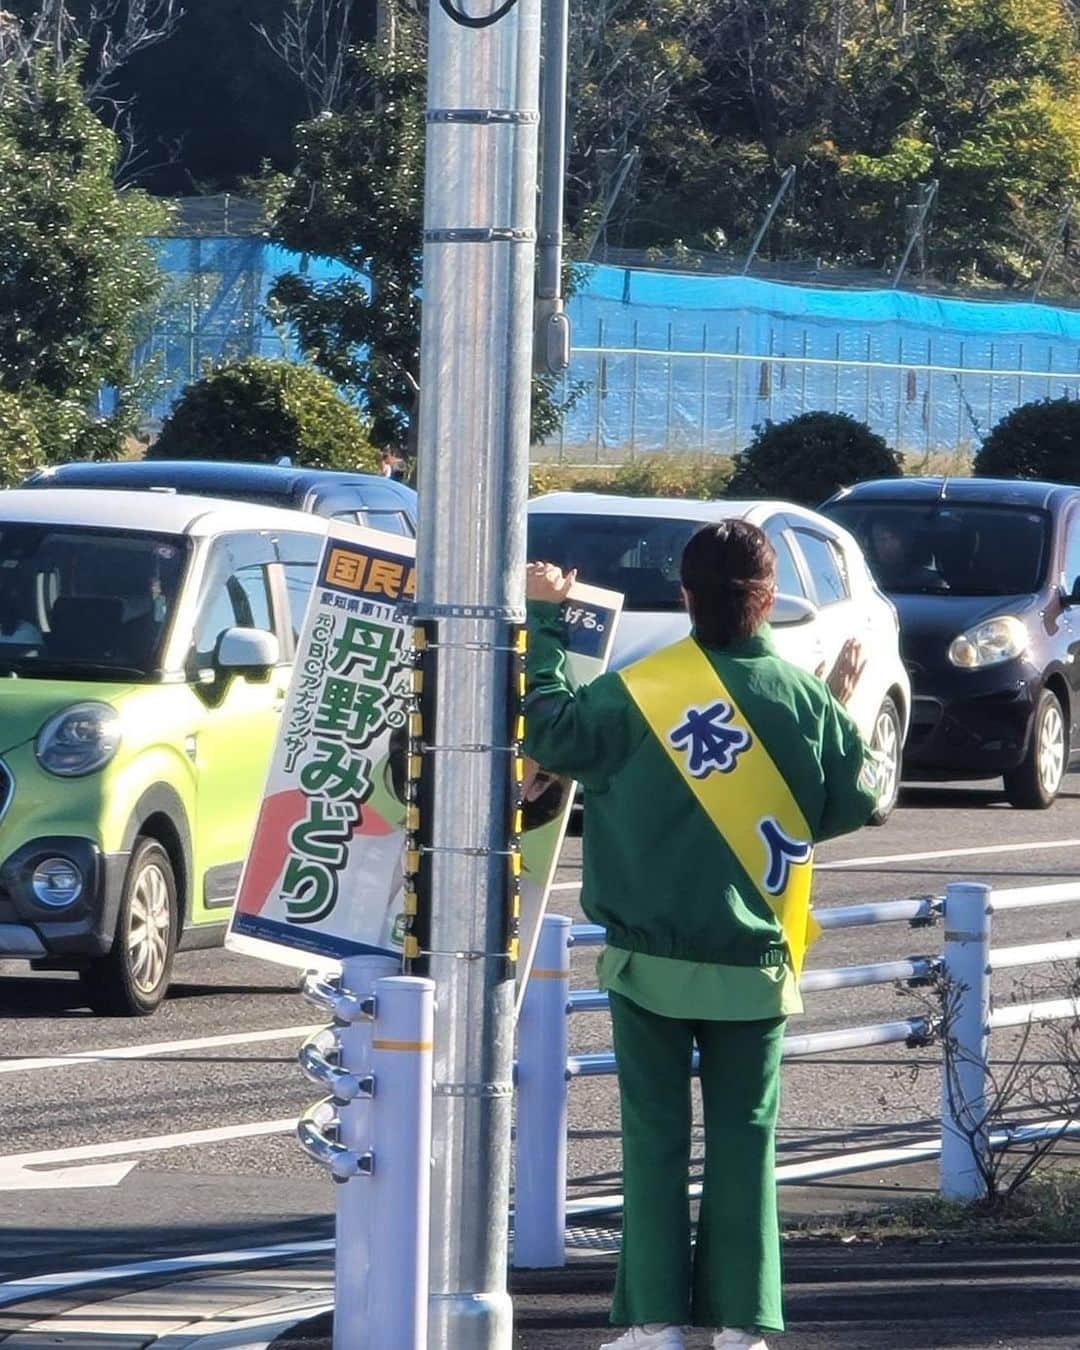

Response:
(1003, 688), (1067, 810)
(868, 695), (903, 826)
(80, 838), (177, 1016)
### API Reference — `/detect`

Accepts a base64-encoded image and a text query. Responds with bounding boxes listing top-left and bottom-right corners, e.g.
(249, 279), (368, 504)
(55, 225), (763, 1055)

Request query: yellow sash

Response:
(620, 637), (821, 975)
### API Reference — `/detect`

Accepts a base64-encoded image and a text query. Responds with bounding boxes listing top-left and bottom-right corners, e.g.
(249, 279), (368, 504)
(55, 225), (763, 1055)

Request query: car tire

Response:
(1003, 688), (1068, 810)
(868, 695), (903, 826)
(79, 838), (178, 1016)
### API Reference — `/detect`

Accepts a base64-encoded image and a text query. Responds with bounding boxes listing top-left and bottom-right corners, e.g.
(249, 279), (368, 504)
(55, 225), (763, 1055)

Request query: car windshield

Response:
(824, 501), (1049, 597)
(0, 524), (188, 679)
(528, 513), (700, 611)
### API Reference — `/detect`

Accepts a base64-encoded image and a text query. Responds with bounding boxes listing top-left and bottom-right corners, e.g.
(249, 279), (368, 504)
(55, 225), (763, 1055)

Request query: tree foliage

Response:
(150, 357), (377, 471)
(265, 1), (579, 454)
(727, 411), (902, 507)
(0, 49), (167, 462)
(265, 9), (425, 454)
(569, 0), (1080, 286)
(974, 396), (1080, 481)
(0, 391), (43, 486)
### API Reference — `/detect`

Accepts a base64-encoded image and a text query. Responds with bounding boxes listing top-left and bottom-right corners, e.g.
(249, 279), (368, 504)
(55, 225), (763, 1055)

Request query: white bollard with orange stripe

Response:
(331, 954), (398, 1350)
(367, 974), (436, 1347)
(513, 912), (571, 1268)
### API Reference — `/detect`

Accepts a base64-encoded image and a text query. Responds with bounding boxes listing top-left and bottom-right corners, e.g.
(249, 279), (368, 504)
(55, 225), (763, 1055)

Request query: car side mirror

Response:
(770, 593), (818, 627)
(216, 627), (280, 680)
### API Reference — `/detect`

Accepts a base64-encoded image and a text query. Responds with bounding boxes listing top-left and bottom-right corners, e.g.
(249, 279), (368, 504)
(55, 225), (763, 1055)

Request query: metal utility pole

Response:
(534, 0), (570, 375)
(414, 0), (541, 1345)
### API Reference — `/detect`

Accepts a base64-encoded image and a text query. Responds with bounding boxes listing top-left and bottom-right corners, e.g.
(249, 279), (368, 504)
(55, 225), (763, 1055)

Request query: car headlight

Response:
(947, 616), (1029, 670)
(36, 703), (121, 777)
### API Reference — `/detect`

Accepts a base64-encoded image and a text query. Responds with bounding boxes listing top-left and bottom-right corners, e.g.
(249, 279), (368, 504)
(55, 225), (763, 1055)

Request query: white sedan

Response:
(528, 492), (911, 823)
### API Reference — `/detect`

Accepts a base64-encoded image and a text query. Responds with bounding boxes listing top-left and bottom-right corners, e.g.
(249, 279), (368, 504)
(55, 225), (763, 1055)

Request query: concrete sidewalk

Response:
(272, 1241), (1080, 1349)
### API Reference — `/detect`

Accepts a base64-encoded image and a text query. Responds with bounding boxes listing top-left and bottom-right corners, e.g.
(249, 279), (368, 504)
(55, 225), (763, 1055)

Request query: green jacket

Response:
(524, 601), (876, 967)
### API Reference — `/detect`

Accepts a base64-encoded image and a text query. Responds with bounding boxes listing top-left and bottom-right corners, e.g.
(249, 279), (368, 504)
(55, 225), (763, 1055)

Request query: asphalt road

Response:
(3, 772), (1080, 1291)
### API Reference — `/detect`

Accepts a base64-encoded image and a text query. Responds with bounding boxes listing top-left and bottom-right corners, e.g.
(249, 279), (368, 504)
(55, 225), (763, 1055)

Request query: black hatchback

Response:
(821, 476), (1080, 808)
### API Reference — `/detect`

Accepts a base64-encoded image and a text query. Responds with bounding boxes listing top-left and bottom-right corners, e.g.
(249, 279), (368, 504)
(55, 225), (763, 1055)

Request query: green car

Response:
(0, 489), (331, 1014)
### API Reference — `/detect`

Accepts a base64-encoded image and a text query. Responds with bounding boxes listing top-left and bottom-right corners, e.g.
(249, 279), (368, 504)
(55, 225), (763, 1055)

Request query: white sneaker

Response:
(600, 1326), (686, 1350)
(713, 1331), (769, 1350)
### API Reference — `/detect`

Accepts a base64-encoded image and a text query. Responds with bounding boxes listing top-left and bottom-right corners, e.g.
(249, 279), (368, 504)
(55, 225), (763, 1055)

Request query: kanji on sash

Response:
(669, 700), (751, 777)
(758, 817), (812, 895)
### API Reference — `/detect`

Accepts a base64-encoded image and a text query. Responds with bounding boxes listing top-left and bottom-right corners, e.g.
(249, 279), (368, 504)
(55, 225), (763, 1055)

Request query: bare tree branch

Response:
(0, 1), (183, 180)
(258, 0), (358, 117)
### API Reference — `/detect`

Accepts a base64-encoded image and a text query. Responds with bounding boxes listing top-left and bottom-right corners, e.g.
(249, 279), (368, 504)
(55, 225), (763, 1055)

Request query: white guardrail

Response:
(292, 878), (1080, 1314)
(513, 879), (1080, 1269)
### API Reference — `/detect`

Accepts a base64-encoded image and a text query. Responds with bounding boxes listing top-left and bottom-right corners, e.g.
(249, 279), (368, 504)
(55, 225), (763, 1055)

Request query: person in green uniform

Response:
(524, 520), (878, 1350)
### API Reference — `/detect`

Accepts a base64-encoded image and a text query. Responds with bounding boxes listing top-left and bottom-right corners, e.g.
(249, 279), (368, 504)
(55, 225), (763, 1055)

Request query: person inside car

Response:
(867, 520), (942, 592)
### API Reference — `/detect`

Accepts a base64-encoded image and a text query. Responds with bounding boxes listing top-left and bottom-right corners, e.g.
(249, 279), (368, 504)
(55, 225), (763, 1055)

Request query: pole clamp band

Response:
(434, 1081), (515, 1099)
(424, 227), (536, 244)
(416, 602), (526, 621)
(428, 108), (540, 124)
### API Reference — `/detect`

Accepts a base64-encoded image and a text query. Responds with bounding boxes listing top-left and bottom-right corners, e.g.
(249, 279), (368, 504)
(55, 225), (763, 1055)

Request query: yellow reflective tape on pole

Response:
(620, 637), (821, 976)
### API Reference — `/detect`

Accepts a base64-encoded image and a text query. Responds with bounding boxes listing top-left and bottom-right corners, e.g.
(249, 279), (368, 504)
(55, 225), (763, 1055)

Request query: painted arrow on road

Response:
(0, 1159), (138, 1191)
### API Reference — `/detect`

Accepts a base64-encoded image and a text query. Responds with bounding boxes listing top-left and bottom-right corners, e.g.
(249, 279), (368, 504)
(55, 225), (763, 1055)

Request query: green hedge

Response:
(151, 357), (377, 471)
(974, 397), (1080, 483)
(727, 411), (902, 507)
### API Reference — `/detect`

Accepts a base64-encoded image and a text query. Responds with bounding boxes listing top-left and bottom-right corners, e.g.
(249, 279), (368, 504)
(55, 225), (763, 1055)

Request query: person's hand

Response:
(816, 638), (867, 706)
(526, 561), (576, 604)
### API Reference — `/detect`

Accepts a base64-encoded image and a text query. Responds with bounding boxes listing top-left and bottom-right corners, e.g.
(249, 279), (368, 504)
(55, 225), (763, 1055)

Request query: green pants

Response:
(609, 991), (786, 1332)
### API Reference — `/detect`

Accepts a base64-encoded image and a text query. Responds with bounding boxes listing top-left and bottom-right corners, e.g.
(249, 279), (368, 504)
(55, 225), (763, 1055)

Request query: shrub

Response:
(974, 398), (1080, 482)
(151, 358), (377, 472)
(0, 393), (41, 486)
(726, 411), (902, 507)
(529, 456), (733, 499)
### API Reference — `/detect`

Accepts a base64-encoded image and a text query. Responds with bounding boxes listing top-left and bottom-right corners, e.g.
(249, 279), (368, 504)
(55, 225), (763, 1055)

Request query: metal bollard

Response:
(513, 913), (571, 1268)
(367, 975), (435, 1349)
(939, 882), (992, 1201)
(332, 955), (398, 1350)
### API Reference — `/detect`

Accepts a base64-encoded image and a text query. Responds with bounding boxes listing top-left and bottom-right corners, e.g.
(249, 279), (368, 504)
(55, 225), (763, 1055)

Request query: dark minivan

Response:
(24, 461), (417, 536)
(822, 476), (1080, 808)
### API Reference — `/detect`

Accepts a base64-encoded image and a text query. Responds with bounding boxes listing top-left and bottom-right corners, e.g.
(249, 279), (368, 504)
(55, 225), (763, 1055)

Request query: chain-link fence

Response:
(137, 216), (1080, 457)
(544, 268), (1080, 464)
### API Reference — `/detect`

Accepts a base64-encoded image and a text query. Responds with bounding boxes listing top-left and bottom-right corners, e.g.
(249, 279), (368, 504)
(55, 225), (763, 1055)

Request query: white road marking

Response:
(551, 836), (1080, 889)
(0, 1159), (138, 1192)
(0, 1024), (322, 1077)
(154, 1296), (333, 1348)
(817, 836), (1080, 871)
(0, 1240), (333, 1309)
(0, 1118), (297, 1170)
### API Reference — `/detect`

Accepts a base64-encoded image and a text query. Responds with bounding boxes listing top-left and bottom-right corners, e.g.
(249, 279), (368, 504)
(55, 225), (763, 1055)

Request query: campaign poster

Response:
(226, 523), (415, 970)
(227, 526), (621, 990)
(515, 582), (621, 1007)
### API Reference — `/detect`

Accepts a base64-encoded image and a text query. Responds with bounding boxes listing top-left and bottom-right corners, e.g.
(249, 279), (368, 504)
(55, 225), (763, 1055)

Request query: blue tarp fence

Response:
(141, 238), (1080, 462)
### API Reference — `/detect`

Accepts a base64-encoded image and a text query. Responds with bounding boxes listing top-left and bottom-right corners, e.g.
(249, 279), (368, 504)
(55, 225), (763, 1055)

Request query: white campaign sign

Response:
(226, 523), (620, 1005)
(227, 523), (416, 969)
(514, 581), (621, 1005)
